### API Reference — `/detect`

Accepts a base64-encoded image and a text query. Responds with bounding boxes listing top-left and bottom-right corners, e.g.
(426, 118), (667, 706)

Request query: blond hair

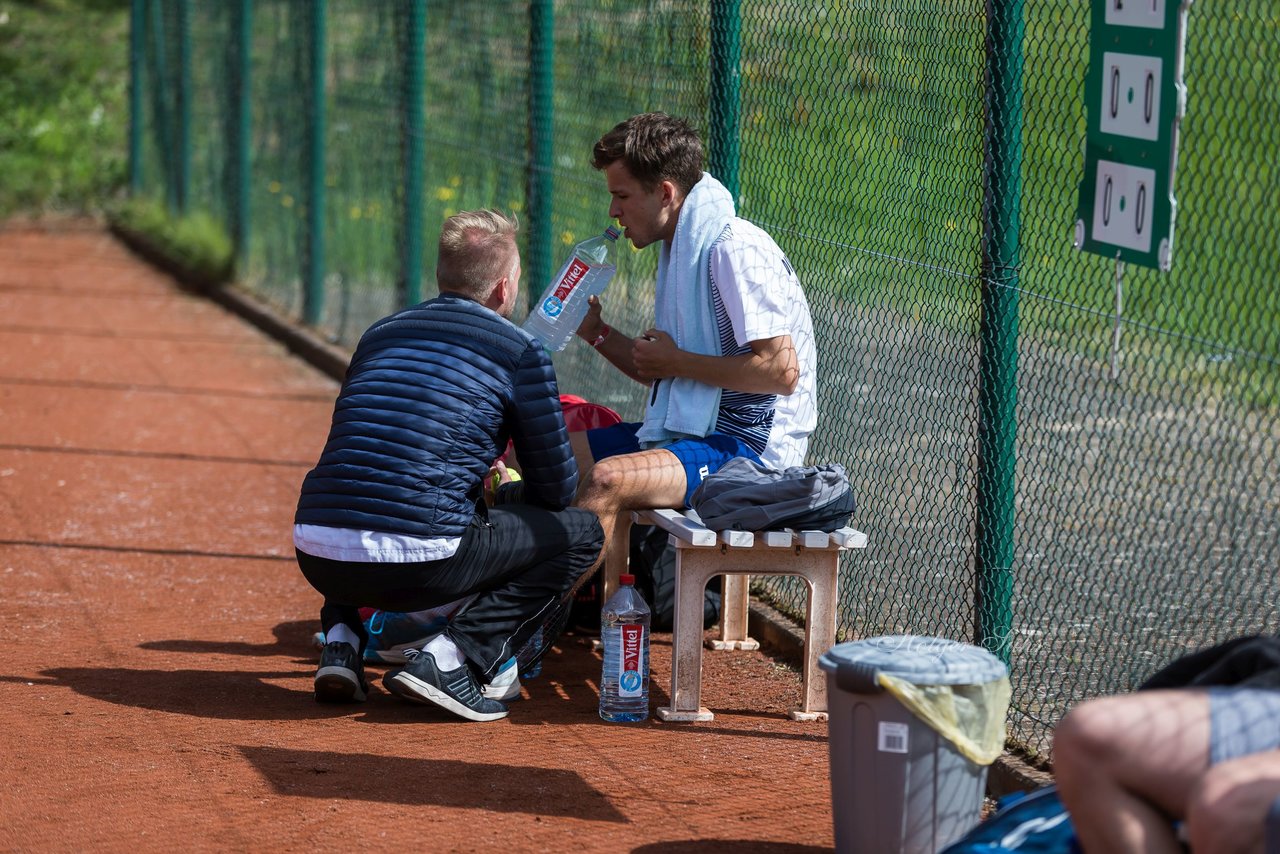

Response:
(436, 209), (520, 301)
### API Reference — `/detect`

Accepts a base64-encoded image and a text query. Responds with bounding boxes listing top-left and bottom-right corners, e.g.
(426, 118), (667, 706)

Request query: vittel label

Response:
(618, 624), (644, 696)
(553, 258), (590, 301)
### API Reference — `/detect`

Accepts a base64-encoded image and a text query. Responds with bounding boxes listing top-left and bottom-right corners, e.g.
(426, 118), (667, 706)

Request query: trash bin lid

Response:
(819, 635), (1007, 691)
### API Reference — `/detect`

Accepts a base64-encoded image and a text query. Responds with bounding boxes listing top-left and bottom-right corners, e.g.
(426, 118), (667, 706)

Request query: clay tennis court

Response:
(0, 221), (849, 852)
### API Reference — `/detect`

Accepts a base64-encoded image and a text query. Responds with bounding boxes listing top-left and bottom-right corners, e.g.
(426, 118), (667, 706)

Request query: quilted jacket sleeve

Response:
(508, 341), (577, 509)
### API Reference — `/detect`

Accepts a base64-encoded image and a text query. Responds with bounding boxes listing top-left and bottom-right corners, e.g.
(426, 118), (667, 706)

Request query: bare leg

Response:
(1054, 690), (1212, 854)
(1186, 748), (1280, 854)
(574, 446), (688, 574)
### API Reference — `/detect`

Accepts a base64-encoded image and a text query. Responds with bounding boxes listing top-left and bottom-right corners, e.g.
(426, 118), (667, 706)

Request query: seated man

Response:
(1055, 687), (1280, 852)
(569, 112), (818, 557)
(293, 209), (604, 722)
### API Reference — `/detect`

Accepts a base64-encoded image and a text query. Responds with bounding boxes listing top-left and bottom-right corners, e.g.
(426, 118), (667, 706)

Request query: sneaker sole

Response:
(315, 666), (368, 703)
(384, 671), (508, 722)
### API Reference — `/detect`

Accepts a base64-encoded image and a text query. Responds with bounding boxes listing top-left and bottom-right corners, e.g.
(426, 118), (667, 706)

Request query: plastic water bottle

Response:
(522, 225), (620, 351)
(599, 572), (651, 722)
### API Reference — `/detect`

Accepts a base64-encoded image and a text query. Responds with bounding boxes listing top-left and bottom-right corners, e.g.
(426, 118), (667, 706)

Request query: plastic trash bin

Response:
(819, 635), (1011, 854)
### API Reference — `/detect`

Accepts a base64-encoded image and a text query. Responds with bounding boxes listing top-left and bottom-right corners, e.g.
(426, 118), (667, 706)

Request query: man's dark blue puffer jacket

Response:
(295, 294), (577, 538)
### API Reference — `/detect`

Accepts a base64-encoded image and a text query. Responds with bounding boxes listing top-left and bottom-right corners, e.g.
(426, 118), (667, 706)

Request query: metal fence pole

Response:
(304, 0), (327, 326)
(975, 0), (1025, 665)
(400, 0), (426, 307)
(709, 0), (741, 201)
(175, 0), (191, 213)
(146, 0), (175, 211)
(128, 0), (145, 194)
(527, 0), (555, 310)
(229, 0), (253, 270)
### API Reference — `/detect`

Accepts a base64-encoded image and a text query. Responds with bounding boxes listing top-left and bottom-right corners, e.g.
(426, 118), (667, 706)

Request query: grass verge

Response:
(0, 0), (130, 218)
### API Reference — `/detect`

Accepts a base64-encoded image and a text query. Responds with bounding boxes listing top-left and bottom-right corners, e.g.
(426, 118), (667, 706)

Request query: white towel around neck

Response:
(637, 172), (734, 446)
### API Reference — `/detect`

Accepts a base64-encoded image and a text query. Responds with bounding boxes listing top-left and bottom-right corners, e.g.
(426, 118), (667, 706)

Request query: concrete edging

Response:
(110, 225), (355, 381)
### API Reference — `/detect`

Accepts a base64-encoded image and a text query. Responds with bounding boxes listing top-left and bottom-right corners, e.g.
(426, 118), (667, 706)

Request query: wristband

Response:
(590, 324), (611, 349)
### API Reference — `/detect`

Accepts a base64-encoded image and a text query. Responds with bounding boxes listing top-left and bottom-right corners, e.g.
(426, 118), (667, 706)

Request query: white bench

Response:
(605, 509), (868, 722)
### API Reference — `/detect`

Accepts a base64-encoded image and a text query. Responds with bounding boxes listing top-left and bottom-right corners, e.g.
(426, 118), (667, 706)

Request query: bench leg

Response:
(708, 574), (760, 651)
(667, 548), (839, 722)
(656, 551), (716, 722)
(790, 554), (838, 722)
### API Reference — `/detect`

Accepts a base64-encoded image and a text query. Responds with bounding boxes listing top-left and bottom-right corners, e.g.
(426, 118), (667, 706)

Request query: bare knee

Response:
(1054, 699), (1132, 798)
(576, 458), (627, 512)
(1056, 700), (1125, 769)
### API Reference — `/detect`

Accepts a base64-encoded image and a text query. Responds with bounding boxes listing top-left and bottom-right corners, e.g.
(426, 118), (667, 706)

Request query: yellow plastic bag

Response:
(877, 672), (1011, 765)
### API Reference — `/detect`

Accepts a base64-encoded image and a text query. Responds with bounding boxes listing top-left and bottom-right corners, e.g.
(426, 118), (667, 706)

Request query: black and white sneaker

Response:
(314, 641), (369, 703)
(383, 650), (508, 722)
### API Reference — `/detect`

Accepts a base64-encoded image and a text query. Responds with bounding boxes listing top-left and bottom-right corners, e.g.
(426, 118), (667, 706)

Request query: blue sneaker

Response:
(484, 656), (522, 702)
(362, 609), (450, 664)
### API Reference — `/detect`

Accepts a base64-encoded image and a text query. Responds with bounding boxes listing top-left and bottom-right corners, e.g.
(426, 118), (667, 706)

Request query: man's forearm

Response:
(633, 332), (799, 396)
(670, 349), (798, 396)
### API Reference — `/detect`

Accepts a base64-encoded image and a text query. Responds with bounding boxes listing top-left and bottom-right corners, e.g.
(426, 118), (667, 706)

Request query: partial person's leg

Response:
(574, 447), (688, 573)
(296, 550), (372, 703)
(444, 505), (605, 679)
(1186, 748), (1280, 854)
(1054, 690), (1212, 854)
(381, 506), (603, 721)
(296, 551), (372, 651)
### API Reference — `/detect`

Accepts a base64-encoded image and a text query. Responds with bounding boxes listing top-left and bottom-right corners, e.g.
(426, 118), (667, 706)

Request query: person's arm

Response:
(506, 343), (577, 509)
(631, 328), (799, 396)
(575, 296), (648, 384)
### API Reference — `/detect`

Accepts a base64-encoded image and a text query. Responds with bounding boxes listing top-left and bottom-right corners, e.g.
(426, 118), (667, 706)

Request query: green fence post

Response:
(709, 0), (741, 201)
(303, 0), (327, 326)
(975, 0), (1025, 665)
(527, 0), (554, 310)
(175, 0), (191, 213)
(229, 0), (252, 270)
(400, 0), (426, 307)
(146, 0), (176, 211)
(128, 0), (146, 194)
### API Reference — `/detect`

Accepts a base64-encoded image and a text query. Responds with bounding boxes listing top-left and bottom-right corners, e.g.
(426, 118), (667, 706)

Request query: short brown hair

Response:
(436, 209), (520, 301)
(591, 112), (704, 195)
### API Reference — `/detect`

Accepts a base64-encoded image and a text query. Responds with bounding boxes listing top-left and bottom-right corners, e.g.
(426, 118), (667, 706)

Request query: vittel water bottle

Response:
(598, 572), (651, 722)
(522, 225), (621, 352)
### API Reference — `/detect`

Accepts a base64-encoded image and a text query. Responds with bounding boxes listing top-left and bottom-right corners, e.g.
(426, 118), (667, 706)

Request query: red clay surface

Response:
(0, 221), (838, 853)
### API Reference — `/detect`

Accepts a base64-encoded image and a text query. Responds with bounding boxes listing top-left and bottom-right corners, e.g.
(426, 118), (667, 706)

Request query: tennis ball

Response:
(491, 468), (522, 492)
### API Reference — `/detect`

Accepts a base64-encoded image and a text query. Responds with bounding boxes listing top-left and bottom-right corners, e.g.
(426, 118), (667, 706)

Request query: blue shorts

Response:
(586, 421), (761, 507)
(1209, 687), (1280, 764)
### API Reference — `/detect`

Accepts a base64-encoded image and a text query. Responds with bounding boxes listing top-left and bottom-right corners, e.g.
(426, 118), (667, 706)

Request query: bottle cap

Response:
(619, 573), (635, 586)
(604, 225), (621, 240)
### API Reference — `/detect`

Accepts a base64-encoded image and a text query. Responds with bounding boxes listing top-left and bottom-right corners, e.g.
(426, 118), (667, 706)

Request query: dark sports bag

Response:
(940, 786), (1080, 854)
(690, 457), (856, 533)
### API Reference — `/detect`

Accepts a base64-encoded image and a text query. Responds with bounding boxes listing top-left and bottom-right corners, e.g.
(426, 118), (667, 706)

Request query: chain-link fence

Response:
(130, 0), (1280, 758)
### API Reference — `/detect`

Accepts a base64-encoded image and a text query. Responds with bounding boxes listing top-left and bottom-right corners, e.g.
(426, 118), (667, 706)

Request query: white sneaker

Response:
(483, 656), (522, 702)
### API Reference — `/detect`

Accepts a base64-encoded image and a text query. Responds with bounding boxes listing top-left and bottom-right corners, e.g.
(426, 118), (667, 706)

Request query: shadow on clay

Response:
(237, 745), (627, 822)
